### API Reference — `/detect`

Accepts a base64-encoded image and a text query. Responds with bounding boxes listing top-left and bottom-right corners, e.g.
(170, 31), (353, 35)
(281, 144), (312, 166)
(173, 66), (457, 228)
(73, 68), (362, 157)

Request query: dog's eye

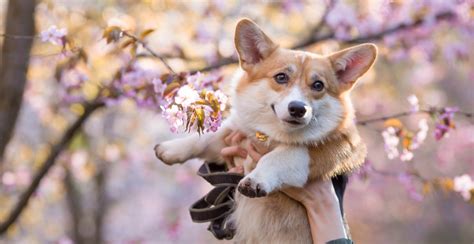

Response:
(311, 80), (324, 91)
(274, 73), (289, 84)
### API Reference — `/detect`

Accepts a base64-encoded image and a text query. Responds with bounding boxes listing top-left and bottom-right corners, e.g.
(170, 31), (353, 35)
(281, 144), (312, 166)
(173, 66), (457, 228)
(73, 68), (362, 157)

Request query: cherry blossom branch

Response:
(0, 101), (105, 235)
(64, 166), (85, 243)
(122, 31), (177, 75)
(356, 108), (473, 126)
(192, 10), (456, 73)
(0, 33), (36, 39)
(370, 164), (426, 180)
(346, 11), (455, 44)
(294, 0), (337, 50)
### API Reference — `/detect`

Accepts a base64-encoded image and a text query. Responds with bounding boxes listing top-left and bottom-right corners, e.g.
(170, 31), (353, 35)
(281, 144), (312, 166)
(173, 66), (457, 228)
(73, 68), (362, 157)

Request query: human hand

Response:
(221, 130), (247, 173)
(282, 180), (347, 243)
(220, 130), (270, 173)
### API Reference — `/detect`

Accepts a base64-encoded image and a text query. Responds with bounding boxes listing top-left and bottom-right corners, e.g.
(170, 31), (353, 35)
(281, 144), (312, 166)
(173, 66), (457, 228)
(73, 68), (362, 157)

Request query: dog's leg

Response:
(154, 125), (232, 165)
(237, 145), (310, 197)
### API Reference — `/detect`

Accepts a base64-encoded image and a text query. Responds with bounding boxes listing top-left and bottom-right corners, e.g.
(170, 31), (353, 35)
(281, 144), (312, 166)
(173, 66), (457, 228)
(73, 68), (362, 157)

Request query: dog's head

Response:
(232, 19), (377, 144)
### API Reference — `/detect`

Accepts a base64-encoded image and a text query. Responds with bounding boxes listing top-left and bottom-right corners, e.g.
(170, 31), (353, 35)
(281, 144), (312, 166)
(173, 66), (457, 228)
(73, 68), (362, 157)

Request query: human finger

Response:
(252, 142), (271, 155)
(230, 131), (246, 145)
(222, 155), (234, 168)
(247, 143), (263, 162)
(228, 166), (244, 174)
(221, 146), (248, 159)
(224, 131), (239, 145)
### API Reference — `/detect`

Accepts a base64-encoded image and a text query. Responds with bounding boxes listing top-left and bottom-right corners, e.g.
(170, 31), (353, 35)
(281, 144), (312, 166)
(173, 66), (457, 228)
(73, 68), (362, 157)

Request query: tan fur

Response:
(308, 124), (367, 181)
(232, 193), (311, 244)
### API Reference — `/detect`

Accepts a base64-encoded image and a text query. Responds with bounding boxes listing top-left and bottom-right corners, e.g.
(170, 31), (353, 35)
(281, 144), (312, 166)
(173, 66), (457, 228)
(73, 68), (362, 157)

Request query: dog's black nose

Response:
(288, 101), (307, 118)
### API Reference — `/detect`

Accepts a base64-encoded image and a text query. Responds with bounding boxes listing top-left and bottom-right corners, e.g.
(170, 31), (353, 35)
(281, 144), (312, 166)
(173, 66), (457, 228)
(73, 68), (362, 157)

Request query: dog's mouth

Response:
(282, 119), (304, 125)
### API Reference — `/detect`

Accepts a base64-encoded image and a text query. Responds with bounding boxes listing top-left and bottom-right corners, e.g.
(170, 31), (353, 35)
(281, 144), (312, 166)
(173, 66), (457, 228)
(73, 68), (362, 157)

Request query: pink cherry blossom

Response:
(152, 78), (165, 95)
(162, 104), (185, 133)
(400, 149), (414, 162)
(407, 94), (419, 113)
(40, 25), (67, 46)
(202, 106), (222, 133)
(186, 72), (204, 89)
(213, 90), (228, 111)
(326, 2), (357, 40)
(453, 174), (474, 201)
(174, 85), (200, 108)
(1, 171), (16, 186)
(382, 127), (400, 159)
(434, 107), (459, 140)
(411, 118), (429, 150)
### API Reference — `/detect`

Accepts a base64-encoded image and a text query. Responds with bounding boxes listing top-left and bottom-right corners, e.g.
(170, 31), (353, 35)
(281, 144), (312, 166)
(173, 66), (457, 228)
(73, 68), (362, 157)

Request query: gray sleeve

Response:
(326, 238), (353, 244)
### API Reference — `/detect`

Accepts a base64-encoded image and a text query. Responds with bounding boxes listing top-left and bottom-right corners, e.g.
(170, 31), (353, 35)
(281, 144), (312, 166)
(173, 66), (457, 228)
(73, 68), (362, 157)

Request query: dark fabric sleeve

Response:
(328, 175), (351, 244)
(331, 174), (348, 216)
(326, 238), (353, 244)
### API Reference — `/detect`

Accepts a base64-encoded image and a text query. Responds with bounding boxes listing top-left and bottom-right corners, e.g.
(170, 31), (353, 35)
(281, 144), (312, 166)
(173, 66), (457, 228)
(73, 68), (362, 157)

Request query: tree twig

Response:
(0, 33), (36, 39)
(64, 166), (85, 244)
(123, 32), (177, 75)
(0, 101), (105, 235)
(356, 108), (473, 126)
(94, 165), (108, 244)
(292, 0), (336, 49)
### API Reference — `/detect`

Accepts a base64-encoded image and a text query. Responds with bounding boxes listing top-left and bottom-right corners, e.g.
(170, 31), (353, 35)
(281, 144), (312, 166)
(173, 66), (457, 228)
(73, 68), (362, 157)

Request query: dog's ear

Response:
(234, 19), (278, 70)
(328, 43), (377, 92)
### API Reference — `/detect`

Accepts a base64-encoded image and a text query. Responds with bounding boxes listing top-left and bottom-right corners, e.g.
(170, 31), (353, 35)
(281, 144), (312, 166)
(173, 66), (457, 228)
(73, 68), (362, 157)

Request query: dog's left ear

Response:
(328, 43), (377, 92)
(234, 19), (278, 71)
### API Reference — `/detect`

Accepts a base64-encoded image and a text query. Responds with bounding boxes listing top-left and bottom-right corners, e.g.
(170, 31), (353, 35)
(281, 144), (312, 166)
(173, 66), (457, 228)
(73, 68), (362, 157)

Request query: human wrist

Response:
(303, 195), (347, 242)
(307, 207), (347, 242)
(301, 188), (339, 211)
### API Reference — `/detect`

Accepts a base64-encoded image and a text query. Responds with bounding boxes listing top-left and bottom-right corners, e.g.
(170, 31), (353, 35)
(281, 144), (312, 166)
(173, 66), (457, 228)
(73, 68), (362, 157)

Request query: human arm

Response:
(282, 180), (348, 244)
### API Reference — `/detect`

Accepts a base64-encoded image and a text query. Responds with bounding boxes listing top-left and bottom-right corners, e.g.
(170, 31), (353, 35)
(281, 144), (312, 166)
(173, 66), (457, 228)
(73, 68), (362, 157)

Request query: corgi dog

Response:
(155, 19), (376, 243)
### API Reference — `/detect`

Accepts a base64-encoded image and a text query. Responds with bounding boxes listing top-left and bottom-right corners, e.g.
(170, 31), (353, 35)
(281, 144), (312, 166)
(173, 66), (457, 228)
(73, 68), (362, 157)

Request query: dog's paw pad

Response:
(238, 178), (267, 198)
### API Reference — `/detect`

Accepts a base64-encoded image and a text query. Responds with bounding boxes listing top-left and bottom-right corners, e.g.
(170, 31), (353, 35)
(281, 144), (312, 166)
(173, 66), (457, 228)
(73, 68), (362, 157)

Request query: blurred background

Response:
(0, 0), (473, 243)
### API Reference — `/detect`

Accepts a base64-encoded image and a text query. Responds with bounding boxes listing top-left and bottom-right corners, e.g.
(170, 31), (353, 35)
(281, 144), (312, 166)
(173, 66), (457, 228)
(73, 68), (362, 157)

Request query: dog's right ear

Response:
(234, 19), (278, 70)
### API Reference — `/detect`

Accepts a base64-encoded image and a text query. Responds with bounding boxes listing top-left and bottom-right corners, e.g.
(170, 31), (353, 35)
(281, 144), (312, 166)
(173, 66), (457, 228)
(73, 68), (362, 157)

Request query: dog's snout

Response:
(288, 101), (307, 118)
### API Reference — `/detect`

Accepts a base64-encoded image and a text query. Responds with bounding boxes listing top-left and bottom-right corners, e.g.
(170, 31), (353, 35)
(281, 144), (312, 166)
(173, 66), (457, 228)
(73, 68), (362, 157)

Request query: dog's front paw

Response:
(237, 177), (270, 198)
(154, 140), (190, 165)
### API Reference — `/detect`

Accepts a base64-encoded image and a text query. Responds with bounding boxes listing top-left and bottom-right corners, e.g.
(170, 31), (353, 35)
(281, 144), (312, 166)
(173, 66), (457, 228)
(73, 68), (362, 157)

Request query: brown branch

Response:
(356, 108), (473, 126)
(191, 10), (456, 73)
(64, 164), (108, 244)
(370, 166), (428, 183)
(346, 11), (455, 44)
(357, 110), (430, 126)
(123, 32), (177, 75)
(291, 0), (337, 49)
(94, 166), (108, 244)
(64, 167), (86, 244)
(0, 33), (36, 39)
(0, 101), (105, 235)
